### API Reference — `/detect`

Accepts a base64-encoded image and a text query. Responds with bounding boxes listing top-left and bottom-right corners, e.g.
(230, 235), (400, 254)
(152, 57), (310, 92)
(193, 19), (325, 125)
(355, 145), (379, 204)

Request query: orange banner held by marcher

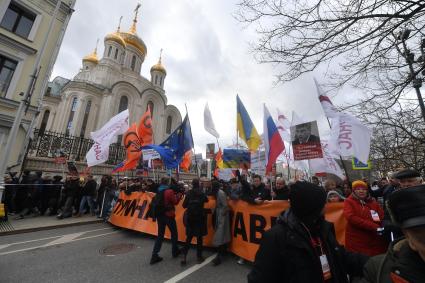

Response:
(109, 192), (346, 262)
(137, 106), (153, 145)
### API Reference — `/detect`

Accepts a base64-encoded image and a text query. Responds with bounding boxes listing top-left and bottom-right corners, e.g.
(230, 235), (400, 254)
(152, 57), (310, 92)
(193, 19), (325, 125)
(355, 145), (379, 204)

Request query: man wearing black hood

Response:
(248, 181), (368, 283)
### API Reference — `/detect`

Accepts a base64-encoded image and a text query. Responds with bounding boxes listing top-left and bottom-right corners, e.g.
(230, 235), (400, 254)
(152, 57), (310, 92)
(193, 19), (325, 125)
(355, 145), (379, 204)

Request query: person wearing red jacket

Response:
(344, 180), (388, 256)
(150, 177), (183, 265)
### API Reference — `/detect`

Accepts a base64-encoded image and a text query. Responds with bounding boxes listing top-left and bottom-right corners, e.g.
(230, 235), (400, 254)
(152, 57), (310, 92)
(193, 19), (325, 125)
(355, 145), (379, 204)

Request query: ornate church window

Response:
(39, 110), (50, 136)
(117, 96), (128, 144)
(108, 46), (112, 57)
(79, 100), (91, 137)
(166, 116), (172, 134)
(114, 48), (118, 59)
(131, 55), (136, 71)
(147, 101), (154, 115)
(119, 96), (128, 112)
(66, 97), (78, 135)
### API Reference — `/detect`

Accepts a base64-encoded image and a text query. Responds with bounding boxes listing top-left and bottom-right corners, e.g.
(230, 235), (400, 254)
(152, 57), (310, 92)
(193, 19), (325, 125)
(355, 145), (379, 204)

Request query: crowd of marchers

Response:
(2, 168), (425, 282)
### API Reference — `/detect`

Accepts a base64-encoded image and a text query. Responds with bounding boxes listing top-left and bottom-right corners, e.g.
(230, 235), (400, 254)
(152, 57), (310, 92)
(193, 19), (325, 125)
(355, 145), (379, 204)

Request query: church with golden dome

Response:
(39, 6), (181, 144)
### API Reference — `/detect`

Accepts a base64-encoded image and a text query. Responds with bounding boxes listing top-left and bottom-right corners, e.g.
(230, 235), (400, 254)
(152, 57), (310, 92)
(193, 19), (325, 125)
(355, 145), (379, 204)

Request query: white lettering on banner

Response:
(338, 121), (352, 150)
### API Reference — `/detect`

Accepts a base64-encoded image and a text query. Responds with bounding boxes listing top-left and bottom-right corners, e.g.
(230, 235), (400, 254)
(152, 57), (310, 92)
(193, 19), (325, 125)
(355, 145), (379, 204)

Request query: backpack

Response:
(149, 189), (168, 219)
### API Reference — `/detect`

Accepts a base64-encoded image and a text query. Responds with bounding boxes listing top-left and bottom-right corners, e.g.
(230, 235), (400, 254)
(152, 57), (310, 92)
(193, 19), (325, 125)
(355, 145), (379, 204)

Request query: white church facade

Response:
(38, 8), (182, 145)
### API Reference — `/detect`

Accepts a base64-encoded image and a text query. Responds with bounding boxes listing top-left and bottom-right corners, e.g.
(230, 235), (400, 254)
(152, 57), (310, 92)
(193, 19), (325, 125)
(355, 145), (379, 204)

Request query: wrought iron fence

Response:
(28, 129), (125, 165)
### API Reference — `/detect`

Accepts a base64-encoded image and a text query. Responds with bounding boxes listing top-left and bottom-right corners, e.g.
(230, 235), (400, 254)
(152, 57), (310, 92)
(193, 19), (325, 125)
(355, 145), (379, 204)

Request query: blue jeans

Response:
(152, 216), (179, 256)
(79, 196), (95, 214)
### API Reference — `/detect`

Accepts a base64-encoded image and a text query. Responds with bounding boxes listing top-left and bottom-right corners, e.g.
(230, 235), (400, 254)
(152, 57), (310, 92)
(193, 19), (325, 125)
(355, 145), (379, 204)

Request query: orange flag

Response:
(138, 106), (153, 145)
(113, 107), (154, 173)
(180, 150), (193, 172)
(115, 123), (141, 172)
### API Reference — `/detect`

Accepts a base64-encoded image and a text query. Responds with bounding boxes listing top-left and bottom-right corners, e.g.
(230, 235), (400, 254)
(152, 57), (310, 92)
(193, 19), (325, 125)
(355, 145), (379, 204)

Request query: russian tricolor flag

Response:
(263, 105), (285, 174)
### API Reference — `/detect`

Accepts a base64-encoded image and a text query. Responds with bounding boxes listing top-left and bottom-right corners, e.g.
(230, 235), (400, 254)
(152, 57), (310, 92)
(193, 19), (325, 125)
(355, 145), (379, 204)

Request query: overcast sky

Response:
(52, 0), (354, 156)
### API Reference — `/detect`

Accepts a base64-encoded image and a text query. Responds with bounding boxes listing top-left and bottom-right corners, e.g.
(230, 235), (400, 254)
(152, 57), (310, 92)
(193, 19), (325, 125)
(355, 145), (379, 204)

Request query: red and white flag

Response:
(276, 108), (292, 142)
(314, 78), (340, 119)
(314, 79), (371, 164)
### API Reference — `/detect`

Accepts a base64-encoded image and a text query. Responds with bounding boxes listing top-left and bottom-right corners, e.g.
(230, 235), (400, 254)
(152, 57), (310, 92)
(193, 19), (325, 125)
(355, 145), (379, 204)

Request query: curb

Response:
(0, 219), (104, 236)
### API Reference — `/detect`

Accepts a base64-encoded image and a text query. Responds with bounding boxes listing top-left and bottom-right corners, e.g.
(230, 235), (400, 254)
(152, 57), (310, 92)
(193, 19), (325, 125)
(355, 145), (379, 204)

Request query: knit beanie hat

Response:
(289, 181), (327, 221)
(352, 180), (368, 191)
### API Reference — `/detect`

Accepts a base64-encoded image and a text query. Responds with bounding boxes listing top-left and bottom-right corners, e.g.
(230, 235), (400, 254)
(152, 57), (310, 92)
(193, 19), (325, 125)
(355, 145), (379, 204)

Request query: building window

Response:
(131, 55), (136, 71)
(154, 75), (158, 85)
(114, 48), (118, 59)
(0, 54), (17, 97)
(160, 76), (163, 86)
(147, 101), (154, 115)
(117, 96), (128, 144)
(71, 97), (78, 111)
(39, 110), (50, 136)
(166, 116), (172, 134)
(65, 97), (78, 135)
(45, 86), (51, 96)
(118, 96), (128, 112)
(108, 46), (112, 57)
(79, 100), (91, 137)
(0, 2), (36, 38)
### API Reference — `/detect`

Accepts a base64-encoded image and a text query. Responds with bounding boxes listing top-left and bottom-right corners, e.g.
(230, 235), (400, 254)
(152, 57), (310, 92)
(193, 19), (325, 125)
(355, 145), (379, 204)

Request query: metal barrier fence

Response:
(28, 129), (126, 165)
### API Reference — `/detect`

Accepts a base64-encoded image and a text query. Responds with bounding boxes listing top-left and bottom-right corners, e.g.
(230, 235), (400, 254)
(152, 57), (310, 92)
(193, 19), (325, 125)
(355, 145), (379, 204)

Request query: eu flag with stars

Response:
(143, 114), (194, 169)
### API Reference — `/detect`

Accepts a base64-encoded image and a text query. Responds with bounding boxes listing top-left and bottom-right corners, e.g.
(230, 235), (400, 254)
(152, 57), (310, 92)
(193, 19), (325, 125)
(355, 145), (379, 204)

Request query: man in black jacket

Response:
(241, 175), (271, 204)
(57, 175), (80, 219)
(248, 181), (368, 283)
(76, 175), (97, 217)
(272, 177), (290, 200)
(361, 184), (425, 282)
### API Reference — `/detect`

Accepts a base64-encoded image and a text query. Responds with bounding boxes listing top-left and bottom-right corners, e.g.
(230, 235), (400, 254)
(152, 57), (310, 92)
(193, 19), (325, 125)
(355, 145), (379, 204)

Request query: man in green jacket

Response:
(362, 184), (425, 282)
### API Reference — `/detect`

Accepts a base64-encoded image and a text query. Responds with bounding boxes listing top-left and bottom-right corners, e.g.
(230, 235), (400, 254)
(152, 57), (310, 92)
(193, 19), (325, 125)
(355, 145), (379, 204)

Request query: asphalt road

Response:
(0, 223), (250, 283)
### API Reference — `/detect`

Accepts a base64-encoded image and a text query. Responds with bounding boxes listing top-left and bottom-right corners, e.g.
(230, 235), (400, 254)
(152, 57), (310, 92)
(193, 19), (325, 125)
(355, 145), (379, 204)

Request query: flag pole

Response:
(236, 94), (239, 149)
(185, 103), (200, 178)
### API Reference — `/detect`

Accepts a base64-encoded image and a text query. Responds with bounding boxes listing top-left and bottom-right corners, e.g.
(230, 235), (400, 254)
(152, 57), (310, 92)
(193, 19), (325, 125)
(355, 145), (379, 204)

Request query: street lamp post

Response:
(395, 28), (425, 124)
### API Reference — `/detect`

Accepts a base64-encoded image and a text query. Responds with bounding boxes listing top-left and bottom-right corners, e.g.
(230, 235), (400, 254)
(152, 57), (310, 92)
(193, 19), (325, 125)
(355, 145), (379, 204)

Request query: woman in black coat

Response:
(181, 178), (209, 265)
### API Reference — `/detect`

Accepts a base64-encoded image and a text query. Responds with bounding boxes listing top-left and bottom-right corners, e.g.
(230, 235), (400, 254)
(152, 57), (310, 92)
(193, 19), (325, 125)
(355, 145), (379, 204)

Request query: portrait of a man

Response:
(292, 122), (320, 145)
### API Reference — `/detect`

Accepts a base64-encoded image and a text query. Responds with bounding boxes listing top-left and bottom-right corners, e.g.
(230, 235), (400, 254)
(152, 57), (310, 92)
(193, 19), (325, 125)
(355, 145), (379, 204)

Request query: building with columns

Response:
(39, 8), (182, 145)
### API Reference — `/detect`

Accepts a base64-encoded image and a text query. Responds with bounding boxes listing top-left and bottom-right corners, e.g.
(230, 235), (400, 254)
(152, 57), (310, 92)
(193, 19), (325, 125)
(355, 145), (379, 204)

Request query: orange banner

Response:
(109, 192), (346, 262)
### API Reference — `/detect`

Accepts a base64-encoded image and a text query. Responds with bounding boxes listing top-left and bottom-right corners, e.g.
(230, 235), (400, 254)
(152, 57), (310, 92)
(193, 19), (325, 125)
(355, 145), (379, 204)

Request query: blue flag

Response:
(143, 114), (194, 169)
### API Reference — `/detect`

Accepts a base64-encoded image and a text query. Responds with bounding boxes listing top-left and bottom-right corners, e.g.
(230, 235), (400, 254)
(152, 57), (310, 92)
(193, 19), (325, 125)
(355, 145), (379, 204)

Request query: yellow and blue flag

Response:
(222, 149), (251, 169)
(236, 95), (261, 151)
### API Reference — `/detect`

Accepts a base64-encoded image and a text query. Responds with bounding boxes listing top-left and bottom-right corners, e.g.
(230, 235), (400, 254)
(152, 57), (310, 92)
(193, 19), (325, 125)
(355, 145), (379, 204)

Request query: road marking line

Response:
(163, 254), (217, 283)
(0, 227), (112, 247)
(43, 232), (85, 246)
(0, 244), (11, 250)
(0, 231), (119, 256)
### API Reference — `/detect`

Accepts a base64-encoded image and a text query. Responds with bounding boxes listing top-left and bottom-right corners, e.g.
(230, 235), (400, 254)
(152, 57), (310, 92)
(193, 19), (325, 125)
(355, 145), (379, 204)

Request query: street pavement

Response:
(0, 223), (250, 283)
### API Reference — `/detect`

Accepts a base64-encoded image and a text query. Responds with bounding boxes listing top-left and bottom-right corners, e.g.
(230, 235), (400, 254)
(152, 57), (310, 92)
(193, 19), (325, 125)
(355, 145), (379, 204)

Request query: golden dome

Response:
(120, 31), (147, 55)
(83, 48), (98, 64)
(151, 52), (166, 75)
(120, 4), (147, 56)
(105, 32), (126, 47)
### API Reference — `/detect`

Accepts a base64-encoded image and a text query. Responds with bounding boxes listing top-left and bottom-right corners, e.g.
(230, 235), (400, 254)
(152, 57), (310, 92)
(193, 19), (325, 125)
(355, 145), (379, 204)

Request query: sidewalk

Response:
(0, 214), (103, 235)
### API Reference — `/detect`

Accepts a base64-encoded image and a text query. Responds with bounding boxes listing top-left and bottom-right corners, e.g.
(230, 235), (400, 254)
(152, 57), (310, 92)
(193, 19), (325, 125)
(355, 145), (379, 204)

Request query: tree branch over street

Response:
(236, 1), (425, 102)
